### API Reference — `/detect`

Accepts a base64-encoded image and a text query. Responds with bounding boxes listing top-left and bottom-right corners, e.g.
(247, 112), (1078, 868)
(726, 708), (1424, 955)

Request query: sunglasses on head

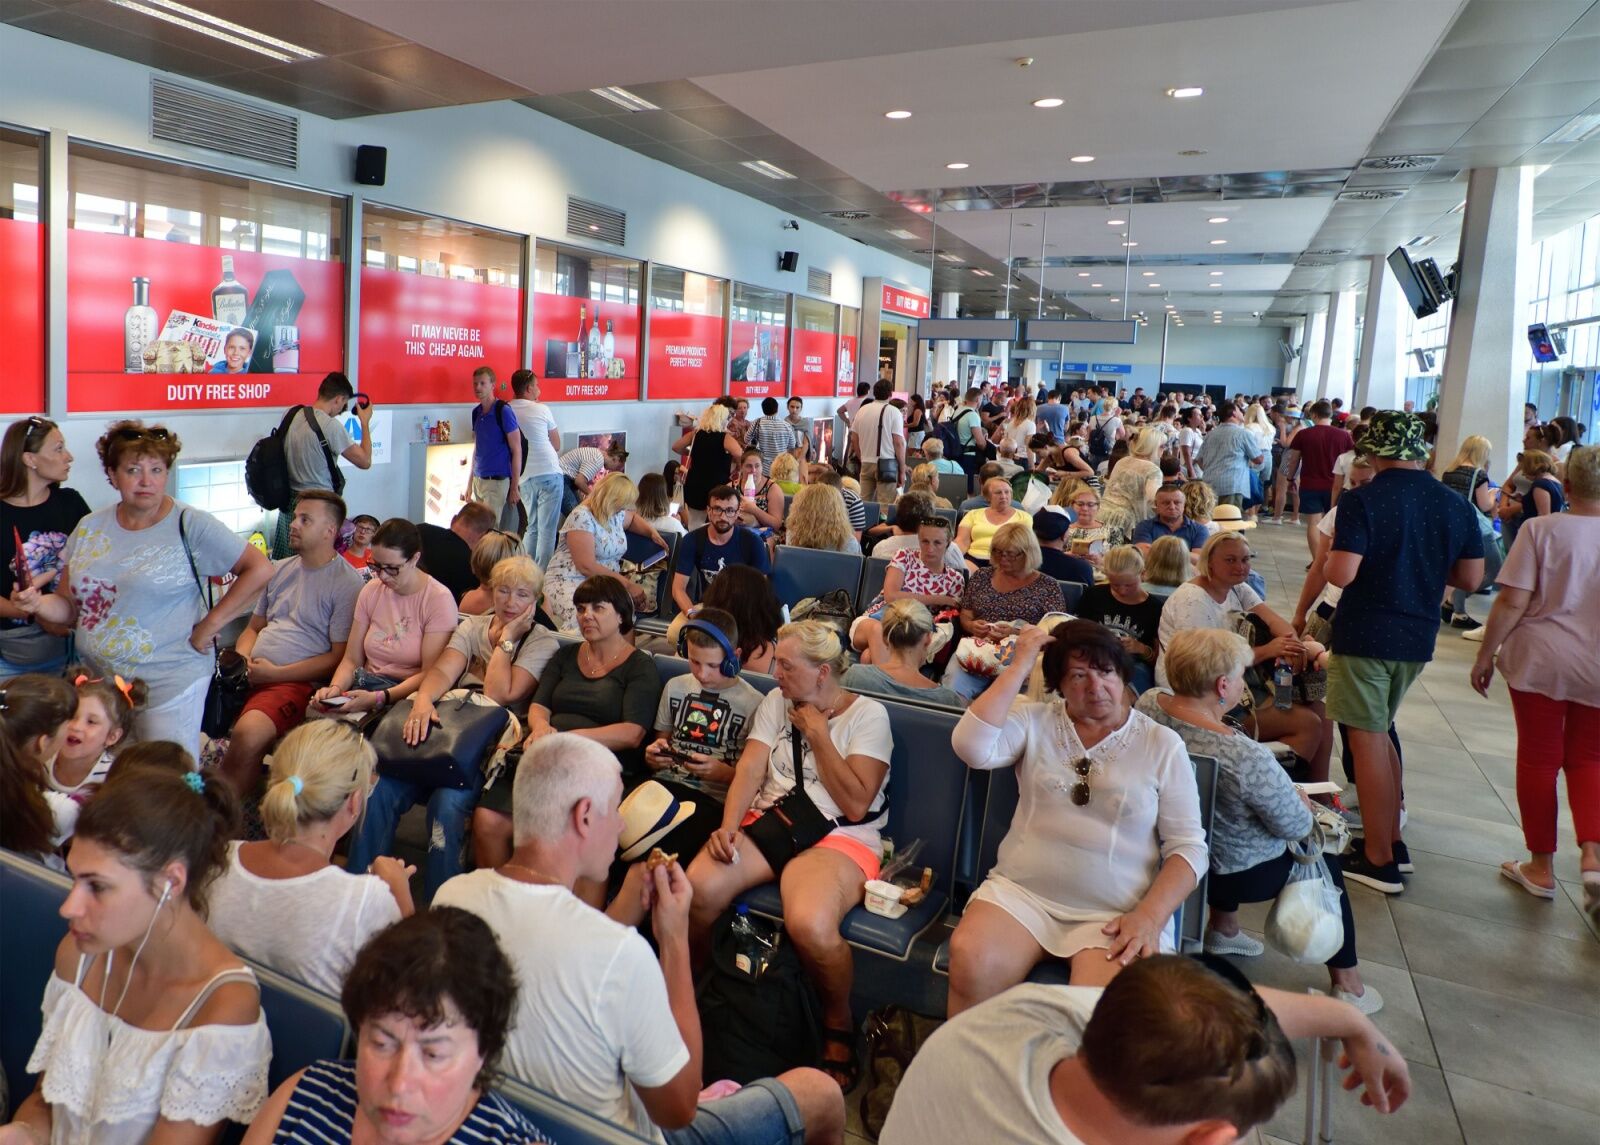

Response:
(113, 426), (173, 442)
(21, 416), (55, 448)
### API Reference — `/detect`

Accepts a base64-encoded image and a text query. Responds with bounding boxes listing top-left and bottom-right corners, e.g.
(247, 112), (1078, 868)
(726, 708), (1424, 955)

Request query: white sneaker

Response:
(1462, 625), (1487, 643)
(1333, 985), (1385, 1015)
(1204, 929), (1265, 957)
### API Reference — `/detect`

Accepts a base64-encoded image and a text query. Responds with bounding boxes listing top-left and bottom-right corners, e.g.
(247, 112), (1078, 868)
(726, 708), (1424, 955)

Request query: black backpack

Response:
(697, 911), (822, 1084)
(934, 408), (977, 465)
(472, 399), (526, 476)
(1088, 415), (1116, 463)
(246, 406), (344, 510)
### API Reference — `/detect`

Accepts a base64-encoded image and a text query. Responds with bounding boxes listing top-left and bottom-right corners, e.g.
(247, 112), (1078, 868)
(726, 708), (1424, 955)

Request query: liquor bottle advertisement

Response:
(0, 215), (46, 414)
(530, 292), (640, 401)
(66, 230), (343, 412)
(836, 334), (858, 398)
(646, 308), (726, 400)
(729, 318), (788, 399)
(788, 326), (839, 398)
(358, 265), (524, 405)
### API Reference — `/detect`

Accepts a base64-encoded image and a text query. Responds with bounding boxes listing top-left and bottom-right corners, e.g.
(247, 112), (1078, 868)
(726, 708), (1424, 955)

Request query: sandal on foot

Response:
(1582, 872), (1600, 926)
(821, 1025), (861, 1091)
(1499, 861), (1556, 900)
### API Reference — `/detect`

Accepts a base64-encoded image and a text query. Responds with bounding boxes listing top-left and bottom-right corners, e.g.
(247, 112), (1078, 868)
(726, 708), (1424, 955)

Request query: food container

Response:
(864, 879), (909, 919)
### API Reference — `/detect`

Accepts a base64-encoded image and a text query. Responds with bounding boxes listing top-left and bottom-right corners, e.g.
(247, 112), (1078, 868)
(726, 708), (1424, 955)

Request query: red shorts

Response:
(739, 808), (881, 881)
(240, 681), (315, 737)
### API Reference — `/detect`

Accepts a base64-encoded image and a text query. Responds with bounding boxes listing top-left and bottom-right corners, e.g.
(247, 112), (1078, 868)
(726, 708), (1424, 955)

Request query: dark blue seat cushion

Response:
(739, 883), (950, 960)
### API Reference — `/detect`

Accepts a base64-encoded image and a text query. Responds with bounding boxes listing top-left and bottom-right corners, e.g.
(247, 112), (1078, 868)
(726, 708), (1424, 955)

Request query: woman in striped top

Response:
(242, 908), (550, 1145)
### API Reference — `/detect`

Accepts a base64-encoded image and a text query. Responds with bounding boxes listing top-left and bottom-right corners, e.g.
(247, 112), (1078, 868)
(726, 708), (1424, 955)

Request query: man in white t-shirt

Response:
(433, 734), (843, 1145)
(880, 955), (1409, 1145)
(849, 379), (906, 506)
(508, 369), (564, 569)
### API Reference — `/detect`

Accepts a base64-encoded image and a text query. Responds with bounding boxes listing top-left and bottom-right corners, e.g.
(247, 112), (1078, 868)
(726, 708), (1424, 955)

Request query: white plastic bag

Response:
(1265, 831), (1345, 964)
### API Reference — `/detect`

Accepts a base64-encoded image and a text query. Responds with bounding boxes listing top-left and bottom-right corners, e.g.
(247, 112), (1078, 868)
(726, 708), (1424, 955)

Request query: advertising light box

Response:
(532, 292), (640, 401)
(789, 327), (838, 397)
(359, 266), (523, 405)
(0, 217), (45, 414)
(729, 318), (788, 400)
(647, 309), (726, 400)
(66, 231), (345, 412)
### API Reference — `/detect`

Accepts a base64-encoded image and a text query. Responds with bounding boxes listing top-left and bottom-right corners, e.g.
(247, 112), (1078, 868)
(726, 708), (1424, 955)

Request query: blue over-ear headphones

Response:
(678, 618), (740, 679)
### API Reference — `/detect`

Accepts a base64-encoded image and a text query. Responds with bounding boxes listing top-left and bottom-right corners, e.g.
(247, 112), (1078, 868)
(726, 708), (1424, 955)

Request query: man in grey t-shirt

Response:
(275, 372), (373, 556)
(221, 489), (363, 795)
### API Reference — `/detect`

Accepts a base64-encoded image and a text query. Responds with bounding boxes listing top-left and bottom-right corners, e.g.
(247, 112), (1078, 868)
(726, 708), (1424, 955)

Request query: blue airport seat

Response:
(862, 501), (881, 531)
(633, 534), (680, 637)
(932, 507), (960, 530)
(1, 849), (70, 1109)
(252, 965), (350, 1094)
(500, 1076), (653, 1143)
(771, 545), (864, 612)
(739, 700), (968, 960)
(652, 652), (778, 695)
(856, 556), (891, 613)
(1056, 579), (1086, 613)
(937, 473), (970, 506)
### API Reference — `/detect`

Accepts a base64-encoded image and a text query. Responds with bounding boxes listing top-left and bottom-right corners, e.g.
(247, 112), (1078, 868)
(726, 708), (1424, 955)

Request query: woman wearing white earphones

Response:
(2, 743), (271, 1145)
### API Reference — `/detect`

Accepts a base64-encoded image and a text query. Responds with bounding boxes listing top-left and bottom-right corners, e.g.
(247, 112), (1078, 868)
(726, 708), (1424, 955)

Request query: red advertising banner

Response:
(789, 327), (838, 397)
(359, 266), (523, 405)
(836, 333), (859, 398)
(0, 217), (46, 414)
(881, 283), (930, 320)
(647, 309), (726, 400)
(729, 319), (788, 400)
(66, 230), (345, 412)
(531, 292), (640, 401)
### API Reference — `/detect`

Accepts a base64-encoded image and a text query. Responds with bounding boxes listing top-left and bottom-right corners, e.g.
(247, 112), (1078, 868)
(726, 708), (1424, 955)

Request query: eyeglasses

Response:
(1069, 756), (1093, 806)
(1070, 499), (1099, 509)
(369, 561), (407, 577)
(707, 505), (740, 516)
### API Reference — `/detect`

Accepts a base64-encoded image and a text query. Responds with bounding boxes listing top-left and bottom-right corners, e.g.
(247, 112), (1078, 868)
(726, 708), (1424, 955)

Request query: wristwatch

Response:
(498, 638), (518, 654)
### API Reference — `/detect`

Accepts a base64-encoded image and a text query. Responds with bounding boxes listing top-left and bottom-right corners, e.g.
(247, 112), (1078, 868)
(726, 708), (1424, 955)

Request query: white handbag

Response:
(1265, 826), (1346, 965)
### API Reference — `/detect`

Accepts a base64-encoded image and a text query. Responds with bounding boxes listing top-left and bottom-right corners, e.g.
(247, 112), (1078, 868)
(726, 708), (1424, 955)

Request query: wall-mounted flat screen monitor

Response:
(1388, 246), (1440, 318)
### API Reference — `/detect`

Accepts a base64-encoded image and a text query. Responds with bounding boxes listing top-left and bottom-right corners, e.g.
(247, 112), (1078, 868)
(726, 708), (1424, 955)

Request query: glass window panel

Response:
(361, 204), (522, 287)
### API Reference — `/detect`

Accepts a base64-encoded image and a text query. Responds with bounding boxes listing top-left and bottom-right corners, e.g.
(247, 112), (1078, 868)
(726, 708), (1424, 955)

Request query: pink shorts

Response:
(740, 808), (881, 881)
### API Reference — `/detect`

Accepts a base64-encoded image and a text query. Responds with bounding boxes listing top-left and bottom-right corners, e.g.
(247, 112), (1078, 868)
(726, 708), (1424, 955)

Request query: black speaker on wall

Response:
(778, 250), (799, 272)
(355, 145), (387, 186)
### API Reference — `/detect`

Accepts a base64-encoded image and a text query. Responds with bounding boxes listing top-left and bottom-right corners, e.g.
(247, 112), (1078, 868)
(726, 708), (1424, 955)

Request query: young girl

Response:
(48, 670), (146, 802)
(0, 672), (76, 861)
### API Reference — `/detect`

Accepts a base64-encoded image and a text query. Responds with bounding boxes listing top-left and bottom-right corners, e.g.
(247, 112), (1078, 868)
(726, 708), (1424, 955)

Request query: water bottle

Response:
(729, 904), (770, 977)
(1273, 657), (1294, 711)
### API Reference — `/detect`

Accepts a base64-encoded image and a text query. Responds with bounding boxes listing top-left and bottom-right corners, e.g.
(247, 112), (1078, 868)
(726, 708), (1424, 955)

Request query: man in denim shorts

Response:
(1323, 411), (1483, 894)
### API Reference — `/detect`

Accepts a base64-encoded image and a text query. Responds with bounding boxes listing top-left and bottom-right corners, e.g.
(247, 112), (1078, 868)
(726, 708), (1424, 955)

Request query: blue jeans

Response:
(520, 472), (564, 569)
(347, 773), (481, 903)
(665, 1078), (804, 1145)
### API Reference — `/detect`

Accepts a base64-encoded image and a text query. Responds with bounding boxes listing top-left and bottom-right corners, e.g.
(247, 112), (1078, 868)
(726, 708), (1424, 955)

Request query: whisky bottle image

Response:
(576, 305), (589, 380)
(124, 277), (158, 373)
(212, 256), (249, 326)
(602, 319), (616, 374)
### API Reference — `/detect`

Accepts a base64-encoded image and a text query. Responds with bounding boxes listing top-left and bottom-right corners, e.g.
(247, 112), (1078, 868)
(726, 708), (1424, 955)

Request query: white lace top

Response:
(25, 956), (271, 1145)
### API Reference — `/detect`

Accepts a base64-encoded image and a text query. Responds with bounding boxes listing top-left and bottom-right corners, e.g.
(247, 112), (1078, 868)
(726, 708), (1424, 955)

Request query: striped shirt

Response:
(270, 1060), (551, 1144)
(744, 415), (799, 473)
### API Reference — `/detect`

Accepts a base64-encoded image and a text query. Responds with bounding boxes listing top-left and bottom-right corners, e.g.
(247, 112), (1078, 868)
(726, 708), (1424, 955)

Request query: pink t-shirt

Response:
(353, 575), (458, 679)
(1493, 513), (1600, 704)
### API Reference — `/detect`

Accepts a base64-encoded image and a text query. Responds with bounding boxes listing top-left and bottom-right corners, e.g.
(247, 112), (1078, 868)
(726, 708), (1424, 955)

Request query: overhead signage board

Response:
(1091, 362), (1134, 375)
(881, 283), (931, 320)
(1023, 319), (1139, 345)
(918, 317), (1018, 341)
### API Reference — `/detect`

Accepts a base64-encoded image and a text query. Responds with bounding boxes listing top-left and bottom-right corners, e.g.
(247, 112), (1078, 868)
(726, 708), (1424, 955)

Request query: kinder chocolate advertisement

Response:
(532, 292), (640, 401)
(729, 318), (788, 400)
(0, 217), (45, 414)
(359, 266), (524, 405)
(836, 333), (859, 398)
(67, 230), (344, 412)
(647, 309), (726, 400)
(789, 326), (838, 398)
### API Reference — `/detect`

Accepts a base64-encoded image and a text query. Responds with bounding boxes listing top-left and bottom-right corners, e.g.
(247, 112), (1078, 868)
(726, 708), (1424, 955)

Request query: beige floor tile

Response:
(1447, 1073), (1600, 1145)
(1391, 848), (1595, 943)
(1261, 1057), (1462, 1145)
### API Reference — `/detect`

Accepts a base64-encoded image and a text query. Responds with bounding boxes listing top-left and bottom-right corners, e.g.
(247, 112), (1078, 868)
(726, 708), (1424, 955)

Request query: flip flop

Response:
(1582, 872), (1600, 926)
(1499, 861), (1556, 900)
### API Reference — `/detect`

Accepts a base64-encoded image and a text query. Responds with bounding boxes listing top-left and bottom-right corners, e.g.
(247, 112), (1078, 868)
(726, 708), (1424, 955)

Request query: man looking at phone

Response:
(272, 371), (372, 556)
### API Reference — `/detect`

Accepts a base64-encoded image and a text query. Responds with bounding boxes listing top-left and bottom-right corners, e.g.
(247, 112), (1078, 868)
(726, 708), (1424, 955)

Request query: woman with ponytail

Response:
(5, 750), (271, 1144)
(207, 721), (412, 995)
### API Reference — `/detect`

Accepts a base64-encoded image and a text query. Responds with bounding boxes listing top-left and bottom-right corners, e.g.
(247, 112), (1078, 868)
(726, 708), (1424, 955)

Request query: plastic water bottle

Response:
(743, 471), (758, 501)
(1273, 658), (1294, 711)
(729, 904), (771, 978)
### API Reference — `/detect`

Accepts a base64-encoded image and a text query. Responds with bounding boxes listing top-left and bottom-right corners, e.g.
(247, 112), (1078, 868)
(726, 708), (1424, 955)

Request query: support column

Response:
(1297, 306), (1327, 403)
(992, 310), (1010, 384)
(1354, 255), (1405, 412)
(1280, 318), (1304, 392)
(1437, 166), (1534, 470)
(931, 292), (960, 384)
(1318, 288), (1358, 405)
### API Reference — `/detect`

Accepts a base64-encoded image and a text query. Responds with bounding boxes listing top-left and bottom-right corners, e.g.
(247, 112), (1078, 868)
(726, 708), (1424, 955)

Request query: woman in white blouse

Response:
(946, 618), (1207, 1016)
(7, 745), (270, 1144)
(207, 721), (413, 997)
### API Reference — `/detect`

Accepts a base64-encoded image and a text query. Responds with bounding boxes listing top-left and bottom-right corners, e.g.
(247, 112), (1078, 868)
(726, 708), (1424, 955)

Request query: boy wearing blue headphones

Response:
(643, 607), (765, 857)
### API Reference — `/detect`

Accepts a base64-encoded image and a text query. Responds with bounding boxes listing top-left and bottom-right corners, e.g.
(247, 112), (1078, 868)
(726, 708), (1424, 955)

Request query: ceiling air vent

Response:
(151, 78), (298, 169)
(807, 267), (833, 297)
(1359, 154), (1441, 172)
(824, 210), (873, 221)
(567, 197), (626, 246)
(1303, 248), (1351, 257)
(1336, 188), (1408, 202)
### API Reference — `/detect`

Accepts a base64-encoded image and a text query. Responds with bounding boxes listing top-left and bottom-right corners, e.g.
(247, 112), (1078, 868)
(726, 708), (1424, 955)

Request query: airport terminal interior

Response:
(1, 1), (1598, 1144)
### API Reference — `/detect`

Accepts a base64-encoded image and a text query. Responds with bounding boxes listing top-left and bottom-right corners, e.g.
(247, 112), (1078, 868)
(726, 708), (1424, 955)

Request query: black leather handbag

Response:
(177, 511), (249, 740)
(369, 689), (510, 790)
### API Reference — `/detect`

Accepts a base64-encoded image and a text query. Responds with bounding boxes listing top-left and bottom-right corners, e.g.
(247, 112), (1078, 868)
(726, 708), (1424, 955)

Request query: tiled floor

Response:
(1239, 517), (1600, 1145)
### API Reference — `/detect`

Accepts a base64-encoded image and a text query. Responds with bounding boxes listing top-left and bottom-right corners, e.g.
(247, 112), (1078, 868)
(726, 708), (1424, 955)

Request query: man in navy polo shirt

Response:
(1132, 486), (1208, 556)
(669, 484), (771, 615)
(1323, 412), (1483, 894)
(468, 366), (523, 528)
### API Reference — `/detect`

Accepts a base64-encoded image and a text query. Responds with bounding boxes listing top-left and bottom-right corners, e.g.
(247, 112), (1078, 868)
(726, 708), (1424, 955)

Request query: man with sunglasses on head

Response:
(881, 953), (1409, 1145)
(669, 485), (770, 616)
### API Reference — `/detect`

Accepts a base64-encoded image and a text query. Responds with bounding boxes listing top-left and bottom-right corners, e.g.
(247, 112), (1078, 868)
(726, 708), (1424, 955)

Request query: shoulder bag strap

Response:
(172, 967), (259, 1031)
(176, 510), (210, 610)
(301, 406), (344, 490)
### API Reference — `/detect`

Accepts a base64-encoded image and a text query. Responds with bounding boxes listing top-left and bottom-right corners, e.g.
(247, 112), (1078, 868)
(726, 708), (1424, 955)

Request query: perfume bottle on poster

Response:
(123, 277), (159, 373)
(272, 325), (300, 373)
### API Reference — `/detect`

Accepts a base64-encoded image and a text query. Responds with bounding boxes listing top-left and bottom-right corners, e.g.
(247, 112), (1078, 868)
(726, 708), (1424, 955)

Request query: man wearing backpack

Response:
(468, 365), (523, 530)
(937, 388), (988, 475)
(270, 371), (372, 557)
(433, 734), (844, 1145)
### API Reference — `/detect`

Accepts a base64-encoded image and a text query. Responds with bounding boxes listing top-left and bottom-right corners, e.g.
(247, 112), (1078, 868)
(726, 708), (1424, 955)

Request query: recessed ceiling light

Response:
(1109, 297), (1120, 303)
(588, 84), (660, 112)
(886, 227), (918, 239)
(945, 161), (969, 170)
(1209, 282), (1222, 287)
(107, 0), (320, 61)
(970, 268), (994, 277)
(884, 109), (913, 119)
(1209, 216), (1229, 224)
(1106, 219), (1126, 226)
(1032, 97), (1064, 109)
(741, 159), (797, 180)
(1167, 86), (1204, 99)
(1141, 271), (1155, 277)
(1091, 283), (1103, 288)
(1122, 241), (1138, 247)
(1210, 238), (1228, 245)
(1209, 270), (1224, 276)
(1070, 155), (1095, 163)
(1077, 272), (1091, 277)
(1148, 283), (1162, 288)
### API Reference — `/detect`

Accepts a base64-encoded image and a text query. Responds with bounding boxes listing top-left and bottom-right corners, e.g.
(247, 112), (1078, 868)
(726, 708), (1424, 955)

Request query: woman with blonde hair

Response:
(956, 475), (1032, 567)
(457, 529), (520, 615)
(1142, 534), (1191, 594)
(207, 720), (414, 995)
(785, 483), (861, 554)
(1001, 397), (1037, 460)
(1182, 479), (1218, 536)
(1098, 425), (1164, 542)
(687, 618), (893, 1088)
(843, 598), (964, 707)
(770, 451), (803, 496)
(672, 402), (743, 527)
(1075, 544), (1163, 693)
(908, 461), (953, 508)
(541, 474), (666, 632)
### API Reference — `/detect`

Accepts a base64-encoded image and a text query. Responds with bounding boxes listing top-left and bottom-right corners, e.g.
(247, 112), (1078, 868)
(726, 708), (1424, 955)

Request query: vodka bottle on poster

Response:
(124, 277), (158, 373)
(211, 255), (249, 326)
(602, 319), (616, 373)
(587, 314), (603, 378)
(576, 305), (589, 380)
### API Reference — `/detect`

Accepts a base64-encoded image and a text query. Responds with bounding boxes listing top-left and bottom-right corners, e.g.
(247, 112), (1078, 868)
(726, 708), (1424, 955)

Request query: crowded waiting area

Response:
(1, 2), (1598, 1144)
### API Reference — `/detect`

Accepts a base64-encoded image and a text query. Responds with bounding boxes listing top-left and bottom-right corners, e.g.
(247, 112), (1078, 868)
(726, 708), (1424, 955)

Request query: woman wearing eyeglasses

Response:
(1, 418), (90, 680)
(9, 421), (271, 757)
(945, 619), (1205, 1017)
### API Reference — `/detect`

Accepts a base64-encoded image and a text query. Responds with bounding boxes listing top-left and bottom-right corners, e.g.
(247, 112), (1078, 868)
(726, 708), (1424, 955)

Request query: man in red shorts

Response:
(1284, 399), (1354, 558)
(218, 488), (364, 796)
